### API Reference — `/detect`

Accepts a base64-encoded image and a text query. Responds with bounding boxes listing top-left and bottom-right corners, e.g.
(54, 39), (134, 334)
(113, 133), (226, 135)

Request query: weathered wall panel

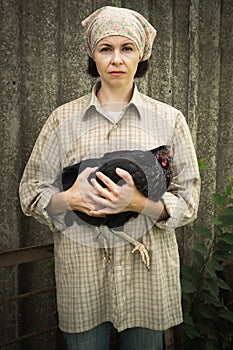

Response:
(19, 0), (60, 247)
(0, 0), (21, 346)
(196, 0), (222, 227)
(172, 0), (190, 114)
(0, 0), (21, 263)
(0, 0), (232, 348)
(16, 1), (60, 349)
(148, 0), (174, 104)
(59, 0), (92, 104)
(217, 0), (233, 192)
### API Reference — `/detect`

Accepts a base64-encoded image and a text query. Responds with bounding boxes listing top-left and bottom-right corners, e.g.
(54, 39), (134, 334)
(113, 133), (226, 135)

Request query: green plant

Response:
(198, 158), (208, 180)
(181, 176), (233, 350)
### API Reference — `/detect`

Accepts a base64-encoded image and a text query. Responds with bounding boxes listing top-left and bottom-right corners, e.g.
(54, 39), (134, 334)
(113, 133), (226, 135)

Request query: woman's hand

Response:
(47, 167), (105, 217)
(64, 167), (106, 216)
(88, 167), (146, 216)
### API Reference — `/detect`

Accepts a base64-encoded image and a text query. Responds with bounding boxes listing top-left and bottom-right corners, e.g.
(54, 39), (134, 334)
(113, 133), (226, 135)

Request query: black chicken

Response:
(60, 145), (173, 269)
(62, 145), (173, 228)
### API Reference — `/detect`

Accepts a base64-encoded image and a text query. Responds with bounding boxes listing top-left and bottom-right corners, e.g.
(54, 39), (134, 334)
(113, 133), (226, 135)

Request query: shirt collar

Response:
(82, 81), (144, 120)
(129, 84), (144, 118)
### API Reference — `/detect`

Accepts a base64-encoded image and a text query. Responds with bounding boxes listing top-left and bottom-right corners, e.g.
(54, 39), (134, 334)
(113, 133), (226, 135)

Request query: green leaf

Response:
(224, 206), (233, 215)
(191, 250), (205, 267)
(221, 214), (233, 227)
(181, 266), (199, 281)
(181, 279), (196, 294)
(206, 340), (216, 350)
(215, 225), (224, 235)
(218, 233), (233, 245)
(212, 250), (232, 261)
(218, 308), (233, 322)
(207, 260), (224, 271)
(205, 264), (217, 278)
(198, 157), (208, 171)
(212, 193), (224, 207)
(204, 338), (218, 350)
(215, 240), (232, 250)
(193, 301), (216, 319)
(204, 278), (219, 299)
(225, 175), (233, 184)
(182, 292), (190, 302)
(183, 312), (194, 325)
(196, 320), (217, 339)
(211, 215), (222, 226)
(217, 278), (232, 291)
(183, 323), (200, 340)
(193, 243), (208, 254)
(224, 185), (231, 196)
(202, 290), (222, 307)
(194, 225), (212, 238)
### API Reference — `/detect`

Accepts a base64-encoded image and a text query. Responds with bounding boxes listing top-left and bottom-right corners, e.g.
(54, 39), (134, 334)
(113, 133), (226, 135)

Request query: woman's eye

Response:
(100, 47), (111, 52)
(123, 46), (133, 51)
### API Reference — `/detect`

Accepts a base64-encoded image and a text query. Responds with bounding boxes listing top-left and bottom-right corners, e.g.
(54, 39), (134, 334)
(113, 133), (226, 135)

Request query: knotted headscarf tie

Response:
(82, 6), (157, 61)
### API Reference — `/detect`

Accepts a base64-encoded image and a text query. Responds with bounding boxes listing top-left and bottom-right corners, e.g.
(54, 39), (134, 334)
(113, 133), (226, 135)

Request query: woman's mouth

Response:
(108, 71), (126, 76)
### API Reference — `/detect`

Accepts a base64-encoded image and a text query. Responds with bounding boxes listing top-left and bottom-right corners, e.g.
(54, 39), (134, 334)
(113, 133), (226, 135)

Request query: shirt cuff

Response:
(39, 189), (67, 232)
(155, 192), (187, 230)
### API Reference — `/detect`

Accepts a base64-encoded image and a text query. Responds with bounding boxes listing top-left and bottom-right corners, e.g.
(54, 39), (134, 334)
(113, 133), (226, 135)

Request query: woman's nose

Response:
(111, 50), (123, 64)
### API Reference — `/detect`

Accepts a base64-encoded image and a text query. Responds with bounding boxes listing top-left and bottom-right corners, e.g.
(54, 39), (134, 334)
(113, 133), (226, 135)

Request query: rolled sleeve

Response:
(156, 112), (201, 230)
(19, 110), (65, 232)
(19, 181), (65, 232)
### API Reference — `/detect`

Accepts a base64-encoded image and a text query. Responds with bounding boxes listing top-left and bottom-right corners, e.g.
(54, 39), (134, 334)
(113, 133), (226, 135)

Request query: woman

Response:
(19, 6), (201, 350)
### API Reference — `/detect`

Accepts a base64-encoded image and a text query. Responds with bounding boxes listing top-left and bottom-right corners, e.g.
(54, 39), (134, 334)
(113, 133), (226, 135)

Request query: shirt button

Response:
(117, 265), (122, 271)
(113, 124), (117, 129)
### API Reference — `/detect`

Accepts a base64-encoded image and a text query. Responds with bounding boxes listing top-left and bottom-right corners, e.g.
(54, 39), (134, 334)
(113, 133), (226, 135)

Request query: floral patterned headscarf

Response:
(82, 6), (157, 61)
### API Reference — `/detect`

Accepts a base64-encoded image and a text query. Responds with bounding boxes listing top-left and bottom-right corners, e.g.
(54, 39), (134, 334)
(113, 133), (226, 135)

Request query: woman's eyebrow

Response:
(98, 43), (112, 47)
(122, 42), (135, 46)
(98, 42), (135, 47)
(99, 43), (111, 46)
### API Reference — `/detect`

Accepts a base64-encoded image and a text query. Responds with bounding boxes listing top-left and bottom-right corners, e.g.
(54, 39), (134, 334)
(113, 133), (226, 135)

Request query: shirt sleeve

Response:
(155, 112), (201, 230)
(19, 111), (66, 232)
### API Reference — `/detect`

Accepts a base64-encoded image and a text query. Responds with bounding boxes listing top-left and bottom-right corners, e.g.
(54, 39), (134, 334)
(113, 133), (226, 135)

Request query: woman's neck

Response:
(97, 82), (134, 111)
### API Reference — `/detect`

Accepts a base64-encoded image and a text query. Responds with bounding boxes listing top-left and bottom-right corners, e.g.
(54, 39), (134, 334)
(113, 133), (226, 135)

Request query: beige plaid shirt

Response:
(19, 83), (201, 333)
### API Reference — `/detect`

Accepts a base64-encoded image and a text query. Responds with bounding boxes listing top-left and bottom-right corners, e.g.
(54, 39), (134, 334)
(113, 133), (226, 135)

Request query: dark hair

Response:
(87, 57), (149, 78)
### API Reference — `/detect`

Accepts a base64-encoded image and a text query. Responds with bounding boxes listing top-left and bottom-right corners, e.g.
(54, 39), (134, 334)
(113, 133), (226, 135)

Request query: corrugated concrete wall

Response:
(0, 0), (232, 348)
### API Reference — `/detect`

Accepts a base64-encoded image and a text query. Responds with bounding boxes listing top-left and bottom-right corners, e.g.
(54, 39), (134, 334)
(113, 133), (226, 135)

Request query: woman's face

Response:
(93, 36), (140, 88)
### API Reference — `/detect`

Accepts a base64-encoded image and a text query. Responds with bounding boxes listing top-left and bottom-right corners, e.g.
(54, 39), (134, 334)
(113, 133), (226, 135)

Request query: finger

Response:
(88, 211), (106, 218)
(91, 178), (115, 198)
(89, 209), (108, 216)
(95, 172), (119, 195)
(115, 168), (134, 185)
(87, 191), (111, 207)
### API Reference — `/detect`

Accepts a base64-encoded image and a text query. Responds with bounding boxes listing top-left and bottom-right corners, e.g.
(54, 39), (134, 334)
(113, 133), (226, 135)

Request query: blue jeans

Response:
(63, 322), (163, 350)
